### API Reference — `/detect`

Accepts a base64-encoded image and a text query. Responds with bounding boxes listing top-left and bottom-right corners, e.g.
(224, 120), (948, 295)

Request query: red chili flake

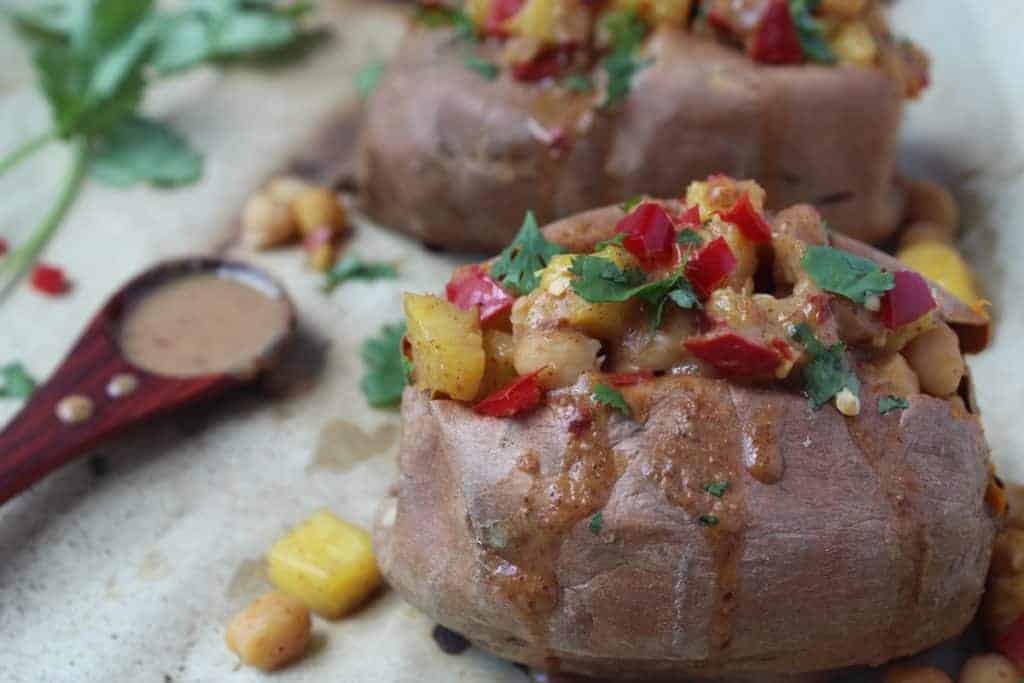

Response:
(685, 237), (737, 299)
(484, 0), (525, 36)
(608, 370), (654, 387)
(879, 271), (937, 329)
(616, 202), (677, 267)
(719, 193), (772, 243)
(446, 264), (516, 323)
(30, 264), (70, 296)
(474, 370), (545, 418)
(750, 0), (803, 65)
(675, 205), (702, 228)
(685, 331), (782, 377)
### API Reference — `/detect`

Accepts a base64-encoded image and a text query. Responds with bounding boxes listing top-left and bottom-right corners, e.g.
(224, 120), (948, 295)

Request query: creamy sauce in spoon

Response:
(118, 273), (290, 378)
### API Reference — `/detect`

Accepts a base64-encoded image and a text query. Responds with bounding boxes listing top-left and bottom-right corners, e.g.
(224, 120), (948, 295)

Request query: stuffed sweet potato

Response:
(358, 0), (929, 251)
(375, 177), (997, 680)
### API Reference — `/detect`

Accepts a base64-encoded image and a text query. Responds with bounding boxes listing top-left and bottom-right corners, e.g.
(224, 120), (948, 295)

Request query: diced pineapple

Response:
(505, 0), (556, 42)
(896, 240), (981, 308)
(685, 177), (765, 219)
(478, 330), (519, 398)
(831, 21), (877, 66)
(612, 0), (692, 25)
(404, 293), (486, 401)
(267, 511), (382, 619)
(466, 0), (492, 27)
(539, 247), (636, 339)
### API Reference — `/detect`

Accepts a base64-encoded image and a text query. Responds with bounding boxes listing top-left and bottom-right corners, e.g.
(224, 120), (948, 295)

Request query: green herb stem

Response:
(0, 130), (57, 179)
(0, 139), (88, 300)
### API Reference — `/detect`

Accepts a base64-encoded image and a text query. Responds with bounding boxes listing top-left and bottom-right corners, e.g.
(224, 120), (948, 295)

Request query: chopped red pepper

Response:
(879, 271), (937, 329)
(512, 45), (574, 82)
(675, 204), (702, 228)
(685, 237), (737, 299)
(719, 193), (772, 243)
(0, 237), (7, 256)
(484, 0), (525, 36)
(685, 331), (782, 377)
(996, 614), (1024, 669)
(750, 0), (803, 65)
(30, 264), (70, 296)
(608, 370), (655, 387)
(446, 265), (516, 323)
(474, 370), (545, 417)
(616, 202), (677, 267)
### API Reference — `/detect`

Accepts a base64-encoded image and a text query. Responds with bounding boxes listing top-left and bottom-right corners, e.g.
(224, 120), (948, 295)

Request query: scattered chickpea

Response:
(242, 193), (298, 250)
(225, 592), (311, 672)
(959, 654), (1020, 683)
(883, 665), (952, 683)
(292, 187), (348, 238)
(902, 322), (965, 398)
(905, 179), (959, 232)
(265, 175), (312, 206)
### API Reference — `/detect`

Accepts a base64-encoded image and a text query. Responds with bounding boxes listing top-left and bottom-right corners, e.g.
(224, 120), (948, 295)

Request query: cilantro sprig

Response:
(593, 383), (630, 416)
(878, 395), (910, 415)
(360, 322), (410, 408)
(323, 255), (397, 293)
(801, 246), (894, 305)
(490, 211), (564, 295)
(569, 255), (698, 328)
(600, 10), (653, 108)
(0, 362), (37, 399)
(355, 59), (386, 99)
(704, 481), (729, 498)
(791, 323), (859, 409)
(588, 511), (603, 534)
(463, 55), (499, 80)
(789, 0), (837, 65)
(0, 0), (317, 300)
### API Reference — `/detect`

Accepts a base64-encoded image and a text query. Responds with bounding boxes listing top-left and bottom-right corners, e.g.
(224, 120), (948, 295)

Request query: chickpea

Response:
(883, 665), (952, 683)
(959, 654), (1020, 683)
(292, 187), (348, 237)
(900, 221), (957, 249)
(905, 180), (959, 231)
(242, 193), (297, 249)
(513, 329), (601, 389)
(902, 322), (965, 397)
(864, 353), (920, 397)
(225, 592), (312, 672)
(266, 175), (311, 205)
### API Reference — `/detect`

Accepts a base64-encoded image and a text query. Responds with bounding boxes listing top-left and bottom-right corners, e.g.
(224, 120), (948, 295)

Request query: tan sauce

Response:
(56, 394), (93, 424)
(118, 274), (290, 378)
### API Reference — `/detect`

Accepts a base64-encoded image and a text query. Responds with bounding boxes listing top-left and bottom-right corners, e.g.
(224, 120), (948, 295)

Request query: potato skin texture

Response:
(374, 207), (996, 679)
(358, 27), (906, 252)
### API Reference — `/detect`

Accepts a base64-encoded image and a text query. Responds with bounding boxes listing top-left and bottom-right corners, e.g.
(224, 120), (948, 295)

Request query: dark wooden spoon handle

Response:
(0, 316), (232, 505)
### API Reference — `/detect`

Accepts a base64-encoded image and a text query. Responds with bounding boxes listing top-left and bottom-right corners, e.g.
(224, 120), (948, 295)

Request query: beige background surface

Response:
(0, 1), (1021, 682)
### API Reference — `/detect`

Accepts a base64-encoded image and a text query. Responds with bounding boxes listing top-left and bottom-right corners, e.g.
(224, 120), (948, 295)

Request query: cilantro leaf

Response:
(151, 13), (210, 73)
(588, 511), (603, 534)
(704, 481), (729, 498)
(355, 59), (386, 99)
(667, 283), (699, 310)
(676, 228), (702, 246)
(323, 255), (397, 292)
(789, 0), (837, 64)
(560, 74), (593, 93)
(600, 10), (652, 109)
(699, 514), (719, 527)
(414, 4), (477, 40)
(490, 211), (564, 295)
(791, 323), (859, 409)
(619, 195), (644, 213)
(569, 255), (646, 302)
(360, 322), (409, 408)
(464, 55), (499, 80)
(0, 362), (37, 399)
(593, 233), (626, 251)
(802, 246), (894, 305)
(879, 395), (910, 415)
(89, 116), (202, 187)
(593, 383), (630, 415)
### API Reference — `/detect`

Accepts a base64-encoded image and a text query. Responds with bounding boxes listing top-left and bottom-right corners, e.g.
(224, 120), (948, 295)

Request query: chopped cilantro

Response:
(789, 0), (837, 64)
(414, 5), (477, 41)
(490, 211), (565, 295)
(593, 383), (630, 416)
(802, 246), (894, 305)
(676, 228), (702, 246)
(569, 256), (698, 328)
(699, 514), (719, 527)
(619, 195), (644, 213)
(0, 362), (37, 399)
(879, 395), (910, 415)
(704, 481), (729, 498)
(355, 59), (386, 99)
(600, 10), (652, 108)
(588, 511), (603, 534)
(463, 55), (499, 80)
(560, 74), (594, 92)
(791, 323), (859, 410)
(359, 322), (409, 408)
(323, 254), (397, 292)
(593, 233), (626, 251)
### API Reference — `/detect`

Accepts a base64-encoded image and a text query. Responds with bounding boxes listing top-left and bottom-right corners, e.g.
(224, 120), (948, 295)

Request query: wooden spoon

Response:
(0, 257), (295, 505)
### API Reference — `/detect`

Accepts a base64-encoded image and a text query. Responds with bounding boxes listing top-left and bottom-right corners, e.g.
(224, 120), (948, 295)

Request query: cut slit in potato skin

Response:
(374, 207), (996, 680)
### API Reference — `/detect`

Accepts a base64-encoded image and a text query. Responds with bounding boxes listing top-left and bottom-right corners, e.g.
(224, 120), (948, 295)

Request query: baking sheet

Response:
(0, 1), (1022, 681)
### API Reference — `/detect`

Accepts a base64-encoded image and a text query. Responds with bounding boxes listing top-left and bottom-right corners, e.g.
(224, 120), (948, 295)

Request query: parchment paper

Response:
(0, 1), (1021, 682)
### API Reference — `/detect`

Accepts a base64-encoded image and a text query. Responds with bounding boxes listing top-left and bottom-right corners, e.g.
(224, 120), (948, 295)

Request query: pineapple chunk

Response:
(478, 330), (519, 398)
(831, 21), (877, 66)
(537, 247), (636, 339)
(404, 293), (486, 401)
(267, 511), (382, 619)
(466, 0), (492, 27)
(685, 177), (766, 220)
(506, 0), (556, 42)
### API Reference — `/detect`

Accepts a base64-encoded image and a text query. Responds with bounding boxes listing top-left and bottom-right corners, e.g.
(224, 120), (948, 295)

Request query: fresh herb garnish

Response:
(0, 362), (37, 399)
(593, 383), (630, 415)
(676, 228), (702, 246)
(801, 246), (894, 305)
(560, 73), (594, 93)
(878, 395), (910, 415)
(600, 10), (652, 108)
(704, 481), (729, 498)
(355, 59), (386, 99)
(791, 323), (859, 409)
(0, 0), (316, 300)
(490, 211), (565, 295)
(463, 55), (499, 80)
(569, 256), (698, 328)
(593, 233), (627, 251)
(699, 514), (719, 527)
(619, 195), (644, 213)
(789, 0), (837, 64)
(588, 511), (603, 534)
(323, 255), (398, 292)
(413, 4), (477, 41)
(360, 322), (410, 408)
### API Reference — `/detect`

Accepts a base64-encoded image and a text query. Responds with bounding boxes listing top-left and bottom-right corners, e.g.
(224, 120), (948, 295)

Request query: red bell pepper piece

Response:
(485, 0), (525, 36)
(879, 270), (937, 329)
(675, 204), (702, 228)
(30, 264), (70, 296)
(608, 370), (654, 387)
(685, 331), (782, 377)
(0, 237), (7, 256)
(474, 370), (545, 417)
(445, 265), (516, 323)
(512, 45), (574, 82)
(750, 0), (803, 65)
(996, 614), (1024, 669)
(616, 202), (677, 266)
(719, 193), (772, 243)
(685, 237), (737, 299)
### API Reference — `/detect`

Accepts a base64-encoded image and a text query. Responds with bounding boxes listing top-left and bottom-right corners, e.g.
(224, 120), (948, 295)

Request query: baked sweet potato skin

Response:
(374, 209), (997, 679)
(358, 26), (906, 252)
